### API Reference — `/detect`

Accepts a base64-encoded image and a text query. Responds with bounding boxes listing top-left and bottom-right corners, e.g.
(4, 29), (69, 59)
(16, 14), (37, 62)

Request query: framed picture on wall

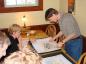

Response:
(68, 0), (75, 14)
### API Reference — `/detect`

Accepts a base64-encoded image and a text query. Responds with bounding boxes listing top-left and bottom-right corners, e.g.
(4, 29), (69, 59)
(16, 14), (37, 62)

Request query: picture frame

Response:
(0, 0), (43, 13)
(41, 51), (75, 64)
(30, 37), (76, 64)
(31, 37), (60, 53)
(68, 0), (75, 14)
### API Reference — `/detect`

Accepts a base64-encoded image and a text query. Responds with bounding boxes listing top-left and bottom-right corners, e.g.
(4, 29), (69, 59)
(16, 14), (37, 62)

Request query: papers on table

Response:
(32, 37), (60, 53)
(41, 54), (72, 64)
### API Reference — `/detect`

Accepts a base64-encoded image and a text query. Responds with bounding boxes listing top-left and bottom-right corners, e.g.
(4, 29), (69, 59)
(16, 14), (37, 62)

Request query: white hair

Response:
(3, 47), (42, 64)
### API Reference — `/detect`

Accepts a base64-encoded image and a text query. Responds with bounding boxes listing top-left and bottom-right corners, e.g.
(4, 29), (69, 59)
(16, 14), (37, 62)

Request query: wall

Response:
(59, 0), (86, 36)
(0, 0), (60, 28)
(74, 0), (86, 36)
(59, 0), (68, 13)
(1, 0), (86, 36)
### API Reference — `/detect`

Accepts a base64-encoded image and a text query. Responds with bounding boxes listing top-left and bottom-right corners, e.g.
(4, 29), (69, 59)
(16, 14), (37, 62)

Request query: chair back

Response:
(77, 52), (86, 64)
(45, 25), (56, 37)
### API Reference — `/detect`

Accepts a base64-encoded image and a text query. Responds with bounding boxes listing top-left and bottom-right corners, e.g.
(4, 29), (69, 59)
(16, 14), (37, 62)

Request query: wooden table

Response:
(21, 30), (77, 64)
(21, 30), (48, 39)
(21, 30), (48, 49)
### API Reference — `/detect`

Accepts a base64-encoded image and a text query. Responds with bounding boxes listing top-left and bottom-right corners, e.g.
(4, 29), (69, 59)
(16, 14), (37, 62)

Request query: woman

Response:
(6, 24), (22, 56)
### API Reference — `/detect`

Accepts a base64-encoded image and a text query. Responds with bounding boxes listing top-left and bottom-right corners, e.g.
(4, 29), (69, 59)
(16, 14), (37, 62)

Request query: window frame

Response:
(0, 0), (43, 13)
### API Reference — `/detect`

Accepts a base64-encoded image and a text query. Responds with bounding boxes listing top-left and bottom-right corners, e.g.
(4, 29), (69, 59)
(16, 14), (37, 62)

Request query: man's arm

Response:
(53, 31), (63, 40)
(57, 33), (78, 48)
(62, 33), (78, 44)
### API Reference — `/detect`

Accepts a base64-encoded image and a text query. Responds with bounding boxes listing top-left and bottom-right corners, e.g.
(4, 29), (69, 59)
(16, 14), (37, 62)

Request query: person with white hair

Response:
(0, 31), (10, 63)
(3, 46), (42, 64)
(0, 31), (10, 59)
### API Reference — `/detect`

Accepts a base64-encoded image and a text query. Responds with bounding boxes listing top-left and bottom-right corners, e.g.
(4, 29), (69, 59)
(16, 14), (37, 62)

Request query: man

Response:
(45, 8), (83, 61)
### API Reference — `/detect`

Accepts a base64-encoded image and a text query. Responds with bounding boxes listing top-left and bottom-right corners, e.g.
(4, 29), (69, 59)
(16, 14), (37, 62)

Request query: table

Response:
(21, 30), (48, 49)
(21, 30), (77, 64)
(21, 30), (48, 39)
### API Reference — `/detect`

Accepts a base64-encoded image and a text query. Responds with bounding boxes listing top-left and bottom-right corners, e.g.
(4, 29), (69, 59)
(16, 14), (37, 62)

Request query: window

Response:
(4, 0), (38, 7)
(0, 0), (43, 13)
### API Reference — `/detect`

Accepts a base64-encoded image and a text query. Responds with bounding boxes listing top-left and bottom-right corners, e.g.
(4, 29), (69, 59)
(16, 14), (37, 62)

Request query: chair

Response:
(77, 52), (86, 64)
(45, 24), (65, 42)
(45, 24), (56, 37)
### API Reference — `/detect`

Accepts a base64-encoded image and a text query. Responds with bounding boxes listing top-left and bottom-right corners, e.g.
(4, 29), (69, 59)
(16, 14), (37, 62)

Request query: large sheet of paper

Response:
(41, 54), (72, 64)
(32, 37), (60, 53)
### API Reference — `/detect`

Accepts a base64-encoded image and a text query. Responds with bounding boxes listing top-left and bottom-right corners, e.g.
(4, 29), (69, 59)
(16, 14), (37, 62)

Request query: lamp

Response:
(21, 15), (30, 33)
(22, 15), (27, 28)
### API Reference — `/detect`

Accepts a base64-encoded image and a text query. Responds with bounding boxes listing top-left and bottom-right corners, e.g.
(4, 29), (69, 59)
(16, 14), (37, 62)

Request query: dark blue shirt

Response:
(6, 34), (19, 55)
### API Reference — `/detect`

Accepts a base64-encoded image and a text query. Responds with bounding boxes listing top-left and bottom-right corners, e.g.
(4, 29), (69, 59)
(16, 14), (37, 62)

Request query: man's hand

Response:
(49, 37), (55, 42)
(57, 42), (64, 48)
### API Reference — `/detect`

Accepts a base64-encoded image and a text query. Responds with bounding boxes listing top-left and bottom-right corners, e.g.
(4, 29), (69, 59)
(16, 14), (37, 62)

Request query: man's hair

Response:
(45, 8), (59, 21)
(8, 24), (21, 34)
